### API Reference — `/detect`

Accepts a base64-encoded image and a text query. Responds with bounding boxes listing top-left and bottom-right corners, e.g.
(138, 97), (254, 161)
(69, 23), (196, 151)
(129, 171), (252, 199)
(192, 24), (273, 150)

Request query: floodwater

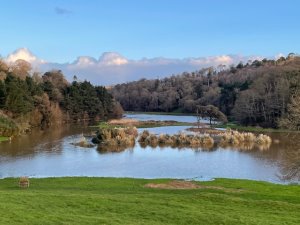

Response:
(0, 114), (299, 184)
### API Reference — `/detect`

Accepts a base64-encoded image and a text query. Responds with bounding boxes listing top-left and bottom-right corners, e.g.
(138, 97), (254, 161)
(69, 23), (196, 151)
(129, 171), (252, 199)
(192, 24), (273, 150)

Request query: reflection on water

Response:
(125, 113), (206, 123)
(0, 114), (299, 183)
(269, 133), (300, 182)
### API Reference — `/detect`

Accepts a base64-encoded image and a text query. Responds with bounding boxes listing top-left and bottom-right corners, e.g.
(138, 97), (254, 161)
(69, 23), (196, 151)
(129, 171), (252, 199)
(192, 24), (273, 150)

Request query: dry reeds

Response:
(201, 134), (214, 148)
(138, 130), (150, 143)
(219, 130), (272, 150)
(93, 127), (137, 151)
(256, 134), (272, 145)
(94, 126), (272, 152)
(108, 118), (139, 125)
(138, 131), (215, 149)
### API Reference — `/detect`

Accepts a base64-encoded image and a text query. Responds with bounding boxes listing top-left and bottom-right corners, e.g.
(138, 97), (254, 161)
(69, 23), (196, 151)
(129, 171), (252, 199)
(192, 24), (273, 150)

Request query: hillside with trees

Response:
(111, 54), (300, 129)
(0, 59), (123, 136)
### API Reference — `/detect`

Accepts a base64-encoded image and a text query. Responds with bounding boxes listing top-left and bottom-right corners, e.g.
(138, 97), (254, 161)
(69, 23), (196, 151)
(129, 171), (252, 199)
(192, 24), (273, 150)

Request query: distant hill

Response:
(111, 54), (300, 129)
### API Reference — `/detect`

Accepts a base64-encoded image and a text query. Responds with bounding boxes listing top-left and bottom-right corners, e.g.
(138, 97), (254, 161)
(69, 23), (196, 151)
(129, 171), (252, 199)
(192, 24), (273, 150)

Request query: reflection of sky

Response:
(138, 126), (192, 135)
(125, 113), (209, 123)
(0, 133), (283, 183)
(0, 114), (296, 184)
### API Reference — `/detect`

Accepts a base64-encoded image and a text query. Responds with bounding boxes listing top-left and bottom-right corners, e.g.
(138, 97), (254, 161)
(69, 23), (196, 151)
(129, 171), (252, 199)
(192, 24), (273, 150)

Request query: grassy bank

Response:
(0, 114), (19, 137)
(0, 177), (299, 225)
(126, 111), (195, 116)
(95, 121), (193, 129)
(0, 136), (9, 142)
(215, 122), (295, 133)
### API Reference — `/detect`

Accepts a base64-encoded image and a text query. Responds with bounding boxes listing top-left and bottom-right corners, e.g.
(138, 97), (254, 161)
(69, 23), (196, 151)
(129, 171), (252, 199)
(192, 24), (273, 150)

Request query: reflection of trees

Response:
(96, 144), (135, 154)
(278, 133), (300, 182)
(0, 124), (93, 157)
(280, 148), (300, 181)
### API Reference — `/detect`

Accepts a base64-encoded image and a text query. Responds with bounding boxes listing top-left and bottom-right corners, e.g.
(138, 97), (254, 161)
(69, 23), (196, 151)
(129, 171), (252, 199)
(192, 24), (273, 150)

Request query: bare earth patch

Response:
(144, 180), (244, 193)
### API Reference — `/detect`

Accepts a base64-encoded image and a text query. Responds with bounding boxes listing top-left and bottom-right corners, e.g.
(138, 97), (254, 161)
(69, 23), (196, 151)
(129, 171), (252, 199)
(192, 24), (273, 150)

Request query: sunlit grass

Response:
(0, 177), (299, 225)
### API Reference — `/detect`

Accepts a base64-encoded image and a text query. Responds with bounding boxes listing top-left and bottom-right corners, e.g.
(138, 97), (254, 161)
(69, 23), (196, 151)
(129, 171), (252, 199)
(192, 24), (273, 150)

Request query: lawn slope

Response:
(0, 178), (299, 225)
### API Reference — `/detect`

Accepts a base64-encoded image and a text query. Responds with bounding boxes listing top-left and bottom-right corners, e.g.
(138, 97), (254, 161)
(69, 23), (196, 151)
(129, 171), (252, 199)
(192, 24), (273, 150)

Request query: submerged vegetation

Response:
(72, 136), (94, 148)
(91, 125), (272, 152)
(92, 127), (138, 151)
(138, 130), (215, 149)
(219, 130), (272, 151)
(138, 129), (272, 150)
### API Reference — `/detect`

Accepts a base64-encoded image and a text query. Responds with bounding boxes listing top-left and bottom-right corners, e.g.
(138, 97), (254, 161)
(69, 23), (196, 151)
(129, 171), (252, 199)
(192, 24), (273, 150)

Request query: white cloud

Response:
(275, 53), (286, 60)
(6, 48), (46, 65)
(73, 56), (97, 67)
(98, 52), (128, 66)
(4, 48), (265, 85)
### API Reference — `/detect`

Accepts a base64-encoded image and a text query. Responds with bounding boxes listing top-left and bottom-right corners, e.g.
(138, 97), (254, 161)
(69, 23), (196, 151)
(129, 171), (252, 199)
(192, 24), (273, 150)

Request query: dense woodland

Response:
(112, 54), (300, 129)
(0, 59), (122, 136)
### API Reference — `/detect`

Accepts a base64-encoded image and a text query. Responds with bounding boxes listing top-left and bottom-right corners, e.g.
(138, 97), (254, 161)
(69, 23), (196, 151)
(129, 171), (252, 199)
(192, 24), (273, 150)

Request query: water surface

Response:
(0, 114), (299, 183)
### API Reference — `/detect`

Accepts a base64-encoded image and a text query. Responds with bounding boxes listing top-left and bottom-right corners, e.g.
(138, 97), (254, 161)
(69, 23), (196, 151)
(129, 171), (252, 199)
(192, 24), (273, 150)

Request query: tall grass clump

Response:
(200, 134), (214, 148)
(92, 127), (137, 151)
(147, 134), (159, 147)
(256, 134), (272, 145)
(243, 132), (256, 142)
(137, 129), (271, 151)
(138, 130), (150, 143)
(219, 130), (272, 150)
(220, 131), (240, 146)
(138, 130), (215, 149)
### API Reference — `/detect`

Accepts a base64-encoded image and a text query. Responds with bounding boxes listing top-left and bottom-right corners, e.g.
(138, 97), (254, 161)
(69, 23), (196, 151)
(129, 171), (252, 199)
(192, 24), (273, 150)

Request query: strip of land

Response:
(0, 177), (299, 225)
(0, 136), (9, 142)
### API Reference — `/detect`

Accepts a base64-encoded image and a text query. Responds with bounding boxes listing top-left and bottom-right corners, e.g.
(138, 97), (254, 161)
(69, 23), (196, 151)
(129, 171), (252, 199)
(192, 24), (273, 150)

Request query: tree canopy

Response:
(0, 60), (122, 135)
(112, 54), (300, 129)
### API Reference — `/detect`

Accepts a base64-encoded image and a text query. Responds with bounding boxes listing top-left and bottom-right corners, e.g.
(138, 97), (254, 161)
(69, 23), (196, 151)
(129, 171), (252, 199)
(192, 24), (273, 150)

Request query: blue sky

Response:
(1, 0), (299, 62)
(0, 1), (299, 85)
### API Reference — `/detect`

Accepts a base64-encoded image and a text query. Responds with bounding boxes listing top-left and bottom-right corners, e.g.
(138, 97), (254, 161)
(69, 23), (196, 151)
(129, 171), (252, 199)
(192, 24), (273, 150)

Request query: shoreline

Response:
(0, 176), (297, 185)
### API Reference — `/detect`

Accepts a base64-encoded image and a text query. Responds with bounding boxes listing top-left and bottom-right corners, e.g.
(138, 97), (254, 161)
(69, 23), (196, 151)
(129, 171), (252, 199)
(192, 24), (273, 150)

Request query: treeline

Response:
(0, 59), (123, 135)
(111, 54), (300, 129)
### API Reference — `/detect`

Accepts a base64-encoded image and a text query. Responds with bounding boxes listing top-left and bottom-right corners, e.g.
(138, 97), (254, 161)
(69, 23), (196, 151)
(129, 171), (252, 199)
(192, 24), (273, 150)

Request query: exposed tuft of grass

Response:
(0, 136), (9, 142)
(0, 177), (299, 225)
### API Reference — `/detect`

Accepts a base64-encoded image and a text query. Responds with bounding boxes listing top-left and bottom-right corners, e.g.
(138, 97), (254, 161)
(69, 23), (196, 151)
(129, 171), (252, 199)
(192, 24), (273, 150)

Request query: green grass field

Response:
(0, 177), (299, 225)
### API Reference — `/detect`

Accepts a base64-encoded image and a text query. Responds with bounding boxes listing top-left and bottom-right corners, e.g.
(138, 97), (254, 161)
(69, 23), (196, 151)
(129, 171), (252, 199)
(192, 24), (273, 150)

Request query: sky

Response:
(0, 0), (299, 85)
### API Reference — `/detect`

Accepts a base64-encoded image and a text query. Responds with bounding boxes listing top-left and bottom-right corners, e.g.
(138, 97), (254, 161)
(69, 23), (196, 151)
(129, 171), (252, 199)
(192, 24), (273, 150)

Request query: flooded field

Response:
(0, 114), (299, 183)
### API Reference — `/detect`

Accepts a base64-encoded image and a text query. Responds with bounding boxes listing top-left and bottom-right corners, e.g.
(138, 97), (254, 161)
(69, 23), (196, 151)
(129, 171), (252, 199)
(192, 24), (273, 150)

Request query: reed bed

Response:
(219, 130), (272, 150)
(92, 126), (272, 152)
(92, 127), (137, 150)
(138, 131), (215, 149)
(138, 129), (271, 151)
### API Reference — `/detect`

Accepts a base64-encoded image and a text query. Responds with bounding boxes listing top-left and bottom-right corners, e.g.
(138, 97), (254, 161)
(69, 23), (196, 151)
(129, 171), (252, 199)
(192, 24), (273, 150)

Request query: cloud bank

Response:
(3, 48), (265, 85)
